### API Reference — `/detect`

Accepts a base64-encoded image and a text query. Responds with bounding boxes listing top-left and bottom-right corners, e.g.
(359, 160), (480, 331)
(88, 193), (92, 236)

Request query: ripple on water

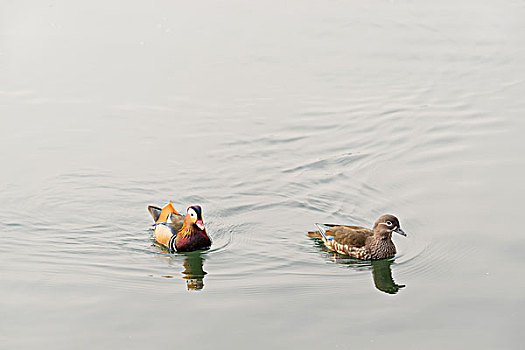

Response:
(3, 77), (507, 296)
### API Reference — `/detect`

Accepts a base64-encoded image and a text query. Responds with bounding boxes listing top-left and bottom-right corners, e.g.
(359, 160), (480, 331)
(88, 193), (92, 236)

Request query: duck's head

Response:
(186, 205), (205, 231)
(374, 214), (406, 237)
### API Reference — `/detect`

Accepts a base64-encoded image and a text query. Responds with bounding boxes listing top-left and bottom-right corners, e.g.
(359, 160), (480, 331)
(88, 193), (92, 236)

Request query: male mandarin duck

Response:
(148, 201), (212, 252)
(308, 214), (406, 260)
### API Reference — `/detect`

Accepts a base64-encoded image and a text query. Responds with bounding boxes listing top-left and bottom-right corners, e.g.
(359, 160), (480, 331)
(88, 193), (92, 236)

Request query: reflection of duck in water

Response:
(371, 259), (405, 294)
(309, 240), (405, 294)
(155, 246), (208, 291)
(181, 252), (207, 291)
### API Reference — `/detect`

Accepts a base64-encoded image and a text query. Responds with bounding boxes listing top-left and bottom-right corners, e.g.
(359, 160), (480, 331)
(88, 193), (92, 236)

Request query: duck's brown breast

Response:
(366, 237), (397, 260)
(175, 232), (211, 252)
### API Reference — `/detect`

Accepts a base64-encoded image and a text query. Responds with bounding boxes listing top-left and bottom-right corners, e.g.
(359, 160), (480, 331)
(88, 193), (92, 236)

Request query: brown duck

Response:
(148, 201), (212, 252)
(308, 214), (406, 260)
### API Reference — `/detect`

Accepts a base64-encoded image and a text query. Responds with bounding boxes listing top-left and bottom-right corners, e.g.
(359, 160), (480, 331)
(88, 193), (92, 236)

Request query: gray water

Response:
(1, 1), (525, 349)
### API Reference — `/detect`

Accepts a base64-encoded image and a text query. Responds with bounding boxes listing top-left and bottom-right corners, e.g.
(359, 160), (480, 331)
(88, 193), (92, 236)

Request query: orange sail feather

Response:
(156, 200), (181, 223)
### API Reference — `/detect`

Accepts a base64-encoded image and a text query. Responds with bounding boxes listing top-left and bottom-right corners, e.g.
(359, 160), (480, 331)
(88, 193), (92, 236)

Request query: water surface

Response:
(1, 1), (525, 349)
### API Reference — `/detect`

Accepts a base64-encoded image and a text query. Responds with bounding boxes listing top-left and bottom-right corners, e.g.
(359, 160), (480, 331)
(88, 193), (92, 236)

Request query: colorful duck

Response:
(308, 214), (406, 260)
(148, 201), (212, 252)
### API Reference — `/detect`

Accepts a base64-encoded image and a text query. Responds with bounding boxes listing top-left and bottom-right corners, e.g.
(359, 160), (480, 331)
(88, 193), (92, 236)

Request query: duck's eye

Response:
(188, 208), (197, 218)
(386, 221), (393, 227)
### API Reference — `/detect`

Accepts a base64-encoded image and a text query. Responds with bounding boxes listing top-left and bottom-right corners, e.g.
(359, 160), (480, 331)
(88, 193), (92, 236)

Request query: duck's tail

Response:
(148, 205), (162, 222)
(308, 223), (329, 240)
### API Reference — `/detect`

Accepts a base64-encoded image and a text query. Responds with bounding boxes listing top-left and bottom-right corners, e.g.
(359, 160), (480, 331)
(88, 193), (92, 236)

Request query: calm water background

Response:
(1, 1), (525, 348)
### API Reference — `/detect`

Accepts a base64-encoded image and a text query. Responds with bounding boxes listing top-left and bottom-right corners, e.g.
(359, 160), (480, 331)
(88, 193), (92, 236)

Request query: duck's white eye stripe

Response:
(379, 221), (394, 227)
(188, 208), (197, 217)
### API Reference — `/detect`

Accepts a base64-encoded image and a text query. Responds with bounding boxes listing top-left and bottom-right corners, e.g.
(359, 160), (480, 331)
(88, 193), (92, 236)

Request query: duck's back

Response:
(328, 225), (373, 247)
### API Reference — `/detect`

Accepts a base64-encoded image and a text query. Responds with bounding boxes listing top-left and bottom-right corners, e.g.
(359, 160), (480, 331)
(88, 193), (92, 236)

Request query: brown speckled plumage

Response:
(308, 214), (406, 260)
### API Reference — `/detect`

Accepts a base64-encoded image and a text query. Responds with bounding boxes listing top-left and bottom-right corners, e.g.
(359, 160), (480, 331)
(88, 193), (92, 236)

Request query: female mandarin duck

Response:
(148, 201), (212, 252)
(308, 214), (406, 260)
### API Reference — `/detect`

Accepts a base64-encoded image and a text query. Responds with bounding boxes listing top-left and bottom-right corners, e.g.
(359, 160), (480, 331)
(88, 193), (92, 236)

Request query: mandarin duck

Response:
(148, 201), (212, 252)
(308, 214), (406, 260)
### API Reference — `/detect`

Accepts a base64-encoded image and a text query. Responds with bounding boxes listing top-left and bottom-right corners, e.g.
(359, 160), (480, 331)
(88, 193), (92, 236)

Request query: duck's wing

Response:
(309, 223), (373, 247)
(153, 213), (185, 248)
(308, 223), (364, 238)
(154, 224), (175, 247)
(329, 225), (373, 248)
